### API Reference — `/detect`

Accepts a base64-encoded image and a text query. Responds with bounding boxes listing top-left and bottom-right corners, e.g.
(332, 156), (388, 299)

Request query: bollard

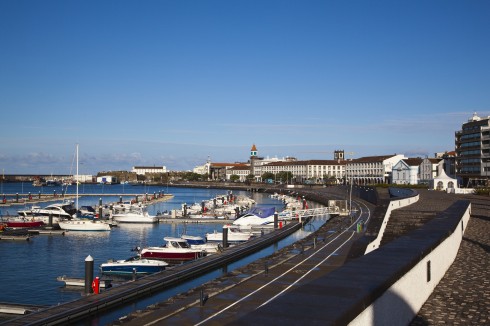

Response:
(48, 213), (53, 227)
(119, 196), (122, 204)
(132, 268), (137, 281)
(222, 226), (229, 248)
(38, 191), (41, 199)
(16, 193), (19, 202)
(264, 261), (269, 277)
(135, 195), (138, 203)
(314, 237), (316, 249)
(92, 276), (100, 294)
(274, 212), (278, 229)
(54, 190), (56, 198)
(85, 255), (94, 294)
(200, 288), (208, 306)
(99, 198), (103, 219)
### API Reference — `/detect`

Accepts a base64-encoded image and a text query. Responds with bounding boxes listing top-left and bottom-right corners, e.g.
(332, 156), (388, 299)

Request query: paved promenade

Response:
(410, 191), (490, 325)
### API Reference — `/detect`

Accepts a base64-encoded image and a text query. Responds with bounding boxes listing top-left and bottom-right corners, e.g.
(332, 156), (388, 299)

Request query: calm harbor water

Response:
(0, 183), (327, 325)
(0, 183), (289, 306)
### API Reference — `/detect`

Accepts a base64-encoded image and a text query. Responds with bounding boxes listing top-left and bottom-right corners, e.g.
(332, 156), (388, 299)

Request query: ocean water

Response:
(0, 183), (286, 306)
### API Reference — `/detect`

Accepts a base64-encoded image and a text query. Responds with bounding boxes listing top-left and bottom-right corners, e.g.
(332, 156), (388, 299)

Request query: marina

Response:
(0, 183), (321, 324)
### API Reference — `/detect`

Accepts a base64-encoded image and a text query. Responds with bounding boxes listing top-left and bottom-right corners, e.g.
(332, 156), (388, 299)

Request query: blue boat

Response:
(100, 256), (169, 275)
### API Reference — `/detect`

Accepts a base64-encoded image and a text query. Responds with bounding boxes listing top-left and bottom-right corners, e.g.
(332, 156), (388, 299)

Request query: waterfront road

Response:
(115, 197), (372, 325)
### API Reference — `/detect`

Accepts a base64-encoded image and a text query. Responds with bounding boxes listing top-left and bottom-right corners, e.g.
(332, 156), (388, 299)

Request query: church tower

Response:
(250, 144), (258, 180)
(250, 144), (258, 159)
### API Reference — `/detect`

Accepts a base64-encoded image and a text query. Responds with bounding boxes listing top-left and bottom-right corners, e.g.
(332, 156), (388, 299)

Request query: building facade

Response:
(132, 166), (167, 175)
(455, 113), (490, 186)
(420, 158), (444, 183)
(345, 154), (407, 184)
(392, 158), (423, 185)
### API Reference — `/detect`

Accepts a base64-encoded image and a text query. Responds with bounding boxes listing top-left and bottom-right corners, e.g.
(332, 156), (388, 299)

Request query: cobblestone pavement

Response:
(410, 192), (490, 325)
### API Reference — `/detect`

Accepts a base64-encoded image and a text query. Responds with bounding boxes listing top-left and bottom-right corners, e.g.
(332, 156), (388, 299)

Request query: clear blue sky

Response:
(1, 0), (489, 175)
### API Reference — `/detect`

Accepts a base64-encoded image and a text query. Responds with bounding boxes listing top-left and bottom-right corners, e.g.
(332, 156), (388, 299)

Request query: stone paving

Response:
(410, 191), (490, 325)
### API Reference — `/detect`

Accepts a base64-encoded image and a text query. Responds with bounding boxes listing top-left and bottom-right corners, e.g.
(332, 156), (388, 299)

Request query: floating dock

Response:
(6, 220), (307, 325)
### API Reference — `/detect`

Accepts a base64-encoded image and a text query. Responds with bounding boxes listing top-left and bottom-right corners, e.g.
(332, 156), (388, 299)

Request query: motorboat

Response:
(0, 216), (44, 228)
(206, 225), (254, 244)
(181, 234), (222, 253)
(112, 205), (159, 224)
(78, 205), (96, 218)
(100, 256), (168, 275)
(17, 202), (77, 226)
(139, 237), (207, 262)
(58, 218), (112, 231)
(232, 206), (277, 229)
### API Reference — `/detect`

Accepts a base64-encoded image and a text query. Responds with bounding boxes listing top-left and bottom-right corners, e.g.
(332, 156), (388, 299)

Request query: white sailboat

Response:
(58, 145), (112, 232)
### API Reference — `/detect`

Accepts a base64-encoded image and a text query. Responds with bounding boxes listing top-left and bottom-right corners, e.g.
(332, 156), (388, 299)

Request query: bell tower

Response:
(250, 144), (258, 159)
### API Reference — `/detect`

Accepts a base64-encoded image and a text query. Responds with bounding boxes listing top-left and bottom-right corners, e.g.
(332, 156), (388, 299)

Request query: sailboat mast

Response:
(76, 144), (79, 211)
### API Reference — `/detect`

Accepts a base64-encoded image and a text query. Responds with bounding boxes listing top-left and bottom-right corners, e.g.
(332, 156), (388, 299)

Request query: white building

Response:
(132, 166), (167, 175)
(392, 158), (423, 185)
(225, 165), (252, 182)
(420, 158), (444, 183)
(345, 154), (407, 184)
(260, 160), (345, 183)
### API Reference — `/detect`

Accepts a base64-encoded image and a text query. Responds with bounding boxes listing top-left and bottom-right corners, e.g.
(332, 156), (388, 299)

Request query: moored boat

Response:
(181, 234), (222, 253)
(139, 237), (207, 262)
(58, 218), (112, 231)
(112, 205), (158, 224)
(1, 217), (44, 228)
(206, 225), (254, 243)
(232, 206), (276, 229)
(100, 256), (168, 275)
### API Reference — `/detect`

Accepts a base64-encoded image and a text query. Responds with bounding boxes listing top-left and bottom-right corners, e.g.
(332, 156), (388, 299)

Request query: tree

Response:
(276, 171), (293, 183)
(261, 172), (275, 181)
(230, 174), (240, 182)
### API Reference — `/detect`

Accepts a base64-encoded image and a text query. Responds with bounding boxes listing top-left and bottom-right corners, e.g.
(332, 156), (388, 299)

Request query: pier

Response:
(5, 219), (308, 325)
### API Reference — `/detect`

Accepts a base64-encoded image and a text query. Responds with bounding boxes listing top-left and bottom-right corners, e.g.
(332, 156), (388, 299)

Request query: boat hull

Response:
(112, 214), (158, 223)
(4, 220), (44, 228)
(140, 248), (206, 262)
(58, 220), (111, 231)
(100, 263), (166, 275)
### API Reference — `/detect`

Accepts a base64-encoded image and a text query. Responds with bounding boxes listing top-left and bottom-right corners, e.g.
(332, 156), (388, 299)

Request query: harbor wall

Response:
(347, 200), (471, 325)
(364, 189), (419, 254)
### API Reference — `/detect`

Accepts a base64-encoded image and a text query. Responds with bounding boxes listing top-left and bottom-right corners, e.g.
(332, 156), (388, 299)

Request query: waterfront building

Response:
(132, 166), (167, 175)
(392, 158), (423, 185)
(420, 158), (444, 184)
(225, 165), (252, 182)
(260, 159), (345, 184)
(345, 154), (407, 184)
(455, 113), (490, 186)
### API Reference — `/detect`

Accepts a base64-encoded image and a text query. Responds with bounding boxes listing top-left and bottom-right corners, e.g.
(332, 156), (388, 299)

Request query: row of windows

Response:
(460, 166), (481, 173)
(460, 141), (481, 148)
(459, 133), (481, 141)
(459, 150), (481, 156)
(459, 158), (481, 164)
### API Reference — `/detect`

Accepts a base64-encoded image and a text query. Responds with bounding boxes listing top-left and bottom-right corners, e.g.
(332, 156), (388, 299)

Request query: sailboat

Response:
(58, 145), (112, 232)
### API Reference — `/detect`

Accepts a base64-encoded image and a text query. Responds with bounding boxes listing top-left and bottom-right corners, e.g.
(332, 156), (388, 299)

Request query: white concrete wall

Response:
(350, 204), (471, 326)
(364, 194), (420, 254)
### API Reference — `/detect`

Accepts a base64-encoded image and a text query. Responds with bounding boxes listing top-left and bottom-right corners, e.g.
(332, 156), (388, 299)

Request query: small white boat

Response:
(112, 205), (158, 224)
(58, 218), (112, 231)
(206, 225), (254, 244)
(100, 256), (168, 275)
(57, 275), (112, 288)
(181, 234), (222, 253)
